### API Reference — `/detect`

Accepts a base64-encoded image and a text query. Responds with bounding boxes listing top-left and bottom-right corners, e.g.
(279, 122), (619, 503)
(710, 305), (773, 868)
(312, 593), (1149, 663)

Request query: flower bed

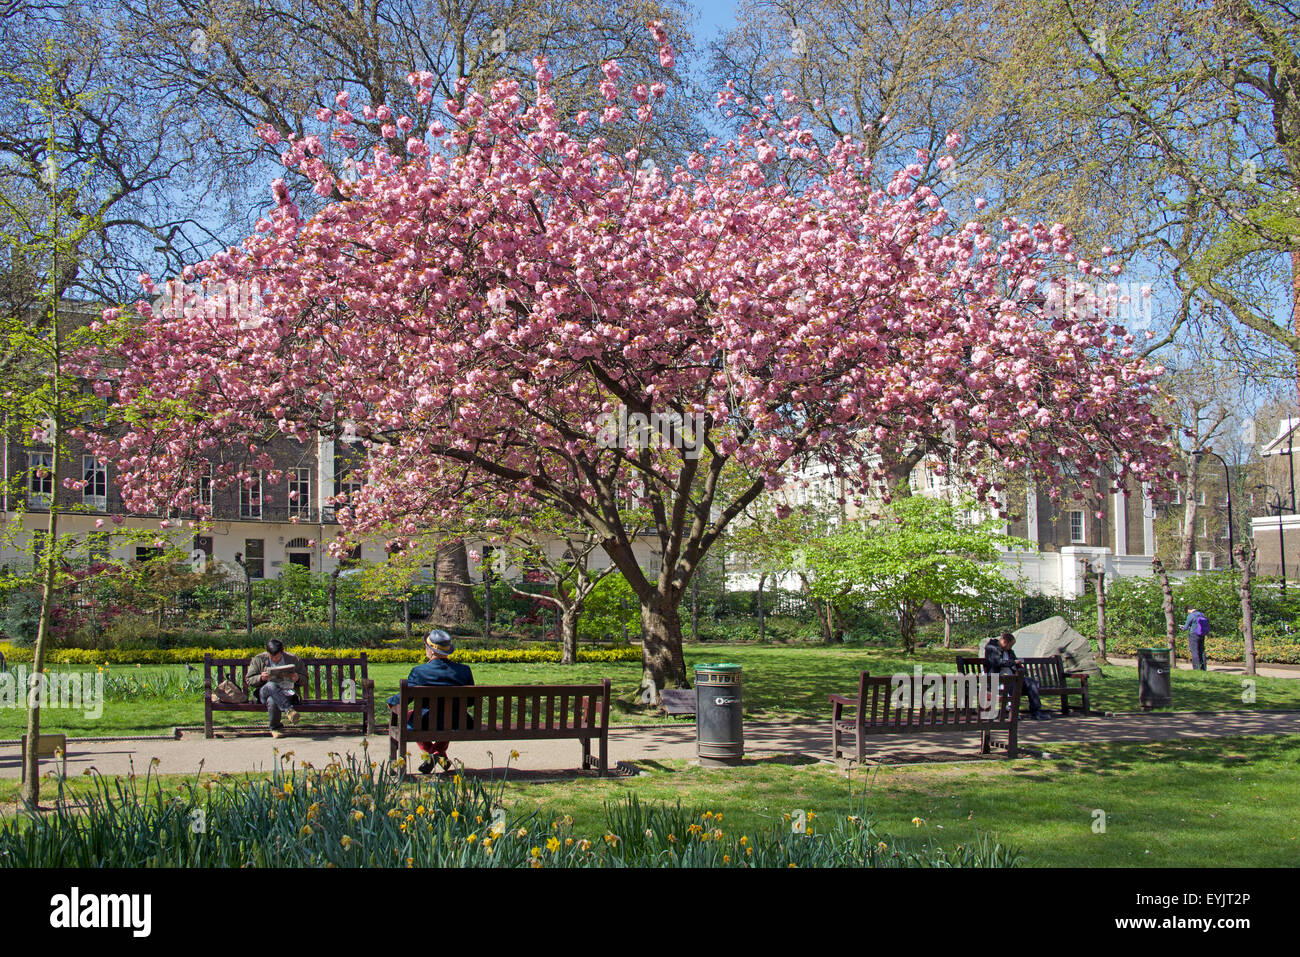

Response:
(0, 754), (1020, 868)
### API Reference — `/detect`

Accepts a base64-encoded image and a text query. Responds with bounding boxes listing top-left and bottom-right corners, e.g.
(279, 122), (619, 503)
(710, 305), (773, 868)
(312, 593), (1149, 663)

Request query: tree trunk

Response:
(827, 600), (844, 643)
(1153, 558), (1177, 665)
(899, 604), (916, 654)
(942, 605), (952, 648)
(756, 572), (766, 643)
(1093, 564), (1109, 664)
(1236, 544), (1257, 677)
(638, 593), (688, 701)
(560, 604), (579, 665)
(1178, 455), (1199, 570)
(403, 596), (411, 641)
(21, 497), (59, 806)
(433, 541), (481, 625)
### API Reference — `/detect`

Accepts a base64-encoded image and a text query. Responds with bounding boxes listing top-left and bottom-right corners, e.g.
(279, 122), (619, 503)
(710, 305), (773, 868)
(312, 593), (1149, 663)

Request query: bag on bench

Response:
(212, 680), (248, 704)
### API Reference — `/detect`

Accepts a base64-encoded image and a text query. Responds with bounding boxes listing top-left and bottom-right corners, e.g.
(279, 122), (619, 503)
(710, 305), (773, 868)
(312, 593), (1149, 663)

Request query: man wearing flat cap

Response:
(388, 628), (475, 774)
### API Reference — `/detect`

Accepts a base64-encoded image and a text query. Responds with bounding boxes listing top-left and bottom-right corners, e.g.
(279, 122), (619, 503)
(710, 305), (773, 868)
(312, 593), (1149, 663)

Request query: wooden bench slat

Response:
(389, 680), (611, 775)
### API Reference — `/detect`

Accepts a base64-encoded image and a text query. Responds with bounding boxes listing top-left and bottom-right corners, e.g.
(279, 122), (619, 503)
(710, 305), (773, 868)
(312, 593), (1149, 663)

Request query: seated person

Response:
(246, 638), (308, 737)
(388, 628), (475, 774)
(983, 631), (1049, 720)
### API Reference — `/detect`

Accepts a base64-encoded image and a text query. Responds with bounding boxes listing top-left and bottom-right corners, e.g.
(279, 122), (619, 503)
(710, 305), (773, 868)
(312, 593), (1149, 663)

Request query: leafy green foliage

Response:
(805, 497), (1029, 651)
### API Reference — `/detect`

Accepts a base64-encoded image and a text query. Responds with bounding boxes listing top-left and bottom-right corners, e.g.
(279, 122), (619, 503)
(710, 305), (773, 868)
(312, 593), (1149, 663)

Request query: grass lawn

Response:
(2, 643), (1297, 738)
(501, 735), (1300, 867)
(3, 735), (1295, 867)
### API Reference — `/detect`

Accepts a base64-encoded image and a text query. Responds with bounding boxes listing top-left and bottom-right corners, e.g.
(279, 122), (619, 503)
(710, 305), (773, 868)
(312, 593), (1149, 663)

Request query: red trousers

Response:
(405, 708), (449, 755)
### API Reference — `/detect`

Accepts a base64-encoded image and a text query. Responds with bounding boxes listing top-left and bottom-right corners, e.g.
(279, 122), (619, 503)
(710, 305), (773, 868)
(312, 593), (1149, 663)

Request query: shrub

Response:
(576, 573), (641, 643)
(0, 591), (45, 646)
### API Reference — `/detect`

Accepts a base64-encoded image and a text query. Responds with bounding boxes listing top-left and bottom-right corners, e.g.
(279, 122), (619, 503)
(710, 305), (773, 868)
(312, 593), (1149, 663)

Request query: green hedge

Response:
(1099, 632), (1300, 665)
(0, 643), (642, 666)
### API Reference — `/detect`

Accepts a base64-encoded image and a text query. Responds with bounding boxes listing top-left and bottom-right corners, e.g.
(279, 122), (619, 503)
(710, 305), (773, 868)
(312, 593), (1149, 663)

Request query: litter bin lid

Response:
(1139, 648), (1170, 655)
(694, 663), (742, 672)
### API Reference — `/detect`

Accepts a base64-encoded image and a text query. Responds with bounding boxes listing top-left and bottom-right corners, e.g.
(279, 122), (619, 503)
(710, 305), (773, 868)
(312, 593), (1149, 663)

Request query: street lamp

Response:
(1192, 449), (1235, 569)
(1258, 483), (1287, 594)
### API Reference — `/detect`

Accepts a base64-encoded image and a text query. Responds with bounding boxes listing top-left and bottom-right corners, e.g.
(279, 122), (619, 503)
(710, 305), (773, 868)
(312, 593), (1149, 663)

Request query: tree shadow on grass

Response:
(1006, 734), (1300, 783)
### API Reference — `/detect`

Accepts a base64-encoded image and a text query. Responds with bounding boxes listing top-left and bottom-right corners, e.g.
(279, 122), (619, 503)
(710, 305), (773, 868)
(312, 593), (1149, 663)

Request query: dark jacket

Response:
(983, 639), (1022, 676)
(388, 657), (475, 731)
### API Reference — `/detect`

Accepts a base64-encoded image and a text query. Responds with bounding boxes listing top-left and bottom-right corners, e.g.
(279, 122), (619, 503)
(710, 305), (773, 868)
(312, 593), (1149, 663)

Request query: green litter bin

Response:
(1138, 648), (1172, 710)
(695, 663), (743, 767)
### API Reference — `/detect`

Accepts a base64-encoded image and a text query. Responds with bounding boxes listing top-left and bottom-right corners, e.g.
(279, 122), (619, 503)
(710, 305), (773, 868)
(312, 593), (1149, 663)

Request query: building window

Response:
(135, 546), (163, 563)
(288, 467), (311, 519)
(240, 471), (262, 519)
(1202, 516), (1208, 537)
(243, 539), (264, 579)
(82, 455), (107, 511)
(27, 452), (53, 509)
(195, 464), (213, 512)
(1069, 510), (1085, 543)
(334, 464), (363, 518)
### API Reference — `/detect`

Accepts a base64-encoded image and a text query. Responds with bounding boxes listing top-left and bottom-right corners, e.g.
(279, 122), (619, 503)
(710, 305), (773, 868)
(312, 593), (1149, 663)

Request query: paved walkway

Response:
(3, 710), (1299, 779)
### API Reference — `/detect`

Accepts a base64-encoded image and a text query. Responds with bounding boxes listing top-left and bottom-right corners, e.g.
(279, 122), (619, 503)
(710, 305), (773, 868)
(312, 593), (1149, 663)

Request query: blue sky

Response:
(693, 0), (740, 39)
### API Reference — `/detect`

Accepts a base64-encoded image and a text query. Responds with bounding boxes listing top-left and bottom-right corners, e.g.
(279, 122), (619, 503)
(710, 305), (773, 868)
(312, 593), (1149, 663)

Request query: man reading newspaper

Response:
(246, 638), (308, 737)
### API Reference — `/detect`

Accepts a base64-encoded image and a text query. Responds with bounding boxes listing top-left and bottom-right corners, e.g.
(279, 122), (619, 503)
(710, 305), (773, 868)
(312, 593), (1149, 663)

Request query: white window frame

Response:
(243, 538), (265, 579)
(240, 471), (262, 519)
(1069, 510), (1085, 543)
(27, 451), (53, 509)
(195, 463), (214, 512)
(288, 466), (311, 519)
(82, 454), (107, 511)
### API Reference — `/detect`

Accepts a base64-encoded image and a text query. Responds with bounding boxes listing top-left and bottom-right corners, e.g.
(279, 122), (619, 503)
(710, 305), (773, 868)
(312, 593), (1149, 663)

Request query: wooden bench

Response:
(389, 679), (611, 776)
(956, 654), (1091, 715)
(830, 671), (1024, 762)
(203, 654), (376, 738)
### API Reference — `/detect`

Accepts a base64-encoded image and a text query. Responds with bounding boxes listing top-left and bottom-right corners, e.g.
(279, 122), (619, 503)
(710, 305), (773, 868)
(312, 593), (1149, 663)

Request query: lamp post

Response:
(1258, 484), (1287, 594)
(1192, 449), (1235, 569)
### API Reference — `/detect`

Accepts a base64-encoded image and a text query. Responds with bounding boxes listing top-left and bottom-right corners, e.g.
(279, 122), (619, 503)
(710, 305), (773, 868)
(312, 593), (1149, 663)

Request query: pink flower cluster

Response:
(83, 30), (1173, 544)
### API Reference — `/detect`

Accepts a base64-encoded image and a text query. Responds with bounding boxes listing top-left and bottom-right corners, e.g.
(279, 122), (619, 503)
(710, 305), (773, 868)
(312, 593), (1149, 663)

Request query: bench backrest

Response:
(854, 670), (1022, 727)
(397, 679), (611, 737)
(203, 654), (370, 702)
(957, 654), (1066, 686)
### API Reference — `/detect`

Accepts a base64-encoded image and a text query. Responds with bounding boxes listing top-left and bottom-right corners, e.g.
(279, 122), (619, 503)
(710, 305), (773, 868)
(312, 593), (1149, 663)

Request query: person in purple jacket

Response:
(1181, 606), (1210, 670)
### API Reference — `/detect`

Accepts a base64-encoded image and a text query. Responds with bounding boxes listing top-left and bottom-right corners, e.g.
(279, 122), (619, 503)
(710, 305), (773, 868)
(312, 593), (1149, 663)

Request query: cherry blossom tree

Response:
(84, 25), (1175, 696)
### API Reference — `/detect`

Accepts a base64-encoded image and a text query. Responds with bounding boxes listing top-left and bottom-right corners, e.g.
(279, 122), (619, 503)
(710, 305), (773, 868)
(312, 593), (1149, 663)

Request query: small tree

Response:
(805, 496), (1029, 653)
(1236, 543), (1258, 677)
(1152, 557), (1178, 665)
(1087, 560), (1109, 665)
